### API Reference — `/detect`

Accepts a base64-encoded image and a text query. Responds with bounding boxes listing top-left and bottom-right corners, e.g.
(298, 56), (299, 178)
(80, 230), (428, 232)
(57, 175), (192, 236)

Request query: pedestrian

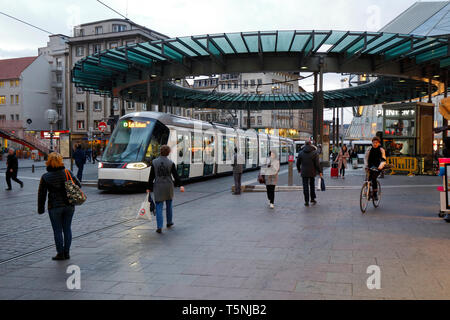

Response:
(38, 152), (81, 260)
(261, 150), (280, 209)
(73, 144), (86, 182)
(92, 149), (98, 164)
(5, 148), (23, 190)
(147, 145), (184, 234)
(296, 140), (323, 206)
(232, 147), (244, 195)
(443, 137), (450, 158)
(86, 148), (92, 162)
(336, 145), (350, 179)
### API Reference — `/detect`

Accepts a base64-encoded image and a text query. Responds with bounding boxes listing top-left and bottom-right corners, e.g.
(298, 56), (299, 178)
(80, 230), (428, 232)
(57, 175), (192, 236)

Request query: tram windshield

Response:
(102, 118), (169, 163)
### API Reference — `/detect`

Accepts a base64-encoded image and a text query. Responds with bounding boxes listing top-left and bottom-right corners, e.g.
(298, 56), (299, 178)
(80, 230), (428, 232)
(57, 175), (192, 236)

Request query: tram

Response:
(98, 112), (294, 190)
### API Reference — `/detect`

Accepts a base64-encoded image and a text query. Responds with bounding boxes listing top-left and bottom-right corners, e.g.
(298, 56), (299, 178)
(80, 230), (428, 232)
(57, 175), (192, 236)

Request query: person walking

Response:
(73, 144), (86, 182)
(86, 148), (92, 163)
(38, 152), (81, 260)
(296, 140), (323, 206)
(336, 145), (350, 179)
(5, 148), (23, 190)
(92, 149), (98, 164)
(232, 147), (244, 195)
(147, 145), (184, 234)
(261, 151), (280, 209)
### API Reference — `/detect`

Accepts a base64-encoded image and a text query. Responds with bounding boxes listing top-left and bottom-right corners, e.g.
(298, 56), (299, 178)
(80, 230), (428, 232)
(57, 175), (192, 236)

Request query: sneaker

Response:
(167, 223), (174, 228)
(270, 203), (274, 209)
(156, 228), (162, 234)
(311, 199), (317, 205)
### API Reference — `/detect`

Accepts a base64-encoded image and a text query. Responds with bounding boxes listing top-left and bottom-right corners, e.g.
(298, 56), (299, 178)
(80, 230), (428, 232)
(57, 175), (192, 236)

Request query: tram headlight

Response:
(98, 162), (103, 169)
(126, 162), (148, 170)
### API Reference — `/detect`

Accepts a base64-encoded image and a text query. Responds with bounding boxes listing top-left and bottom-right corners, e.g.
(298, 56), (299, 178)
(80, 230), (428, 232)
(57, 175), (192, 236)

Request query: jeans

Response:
(302, 177), (316, 203)
(155, 200), (173, 229)
(76, 163), (84, 182)
(369, 170), (380, 195)
(6, 170), (22, 189)
(233, 172), (242, 194)
(266, 185), (275, 204)
(340, 166), (345, 177)
(48, 206), (75, 255)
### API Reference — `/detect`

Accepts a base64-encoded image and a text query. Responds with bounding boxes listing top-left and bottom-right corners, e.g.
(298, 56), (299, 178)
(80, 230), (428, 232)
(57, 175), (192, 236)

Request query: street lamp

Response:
(45, 109), (58, 153)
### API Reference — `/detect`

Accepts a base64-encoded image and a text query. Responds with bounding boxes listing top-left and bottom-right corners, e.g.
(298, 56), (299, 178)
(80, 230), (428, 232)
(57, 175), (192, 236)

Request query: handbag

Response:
(148, 192), (156, 215)
(258, 173), (265, 184)
(64, 169), (87, 206)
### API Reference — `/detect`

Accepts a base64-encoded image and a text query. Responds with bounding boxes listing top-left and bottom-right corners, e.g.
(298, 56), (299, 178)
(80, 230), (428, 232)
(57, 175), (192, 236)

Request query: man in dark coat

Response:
(72, 144), (86, 182)
(296, 140), (323, 206)
(232, 147), (244, 195)
(5, 148), (23, 190)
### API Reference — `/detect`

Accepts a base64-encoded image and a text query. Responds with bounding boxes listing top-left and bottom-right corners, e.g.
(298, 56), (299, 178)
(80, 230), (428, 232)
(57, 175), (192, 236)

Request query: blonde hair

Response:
(46, 152), (64, 168)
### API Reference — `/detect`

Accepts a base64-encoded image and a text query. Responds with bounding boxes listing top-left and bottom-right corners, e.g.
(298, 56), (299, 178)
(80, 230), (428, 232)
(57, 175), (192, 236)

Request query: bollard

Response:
(32, 164), (34, 173)
(288, 155), (294, 186)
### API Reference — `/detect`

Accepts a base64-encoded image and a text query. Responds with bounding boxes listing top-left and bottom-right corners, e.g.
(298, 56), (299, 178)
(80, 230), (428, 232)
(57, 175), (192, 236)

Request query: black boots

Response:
(52, 253), (65, 261)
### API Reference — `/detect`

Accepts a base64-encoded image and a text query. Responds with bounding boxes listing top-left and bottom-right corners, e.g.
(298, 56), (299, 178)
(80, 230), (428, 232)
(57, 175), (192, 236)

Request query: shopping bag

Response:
(320, 177), (326, 191)
(317, 177), (321, 191)
(136, 197), (152, 221)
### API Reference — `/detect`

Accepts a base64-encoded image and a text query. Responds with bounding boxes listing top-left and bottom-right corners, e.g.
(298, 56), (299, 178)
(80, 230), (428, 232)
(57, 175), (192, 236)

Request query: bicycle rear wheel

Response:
(373, 181), (381, 208)
(360, 182), (369, 213)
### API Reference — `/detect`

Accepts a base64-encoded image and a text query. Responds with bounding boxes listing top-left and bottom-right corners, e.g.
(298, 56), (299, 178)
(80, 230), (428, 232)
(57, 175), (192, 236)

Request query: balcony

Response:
(52, 97), (63, 105)
(51, 66), (63, 73)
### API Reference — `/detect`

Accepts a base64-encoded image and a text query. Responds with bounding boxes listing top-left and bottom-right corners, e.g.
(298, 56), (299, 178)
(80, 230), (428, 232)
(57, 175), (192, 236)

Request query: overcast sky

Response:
(0, 0), (442, 123)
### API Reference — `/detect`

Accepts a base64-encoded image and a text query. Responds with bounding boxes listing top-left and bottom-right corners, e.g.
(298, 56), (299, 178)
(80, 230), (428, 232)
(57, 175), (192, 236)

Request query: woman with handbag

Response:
(261, 151), (280, 209)
(38, 152), (81, 261)
(147, 145), (184, 234)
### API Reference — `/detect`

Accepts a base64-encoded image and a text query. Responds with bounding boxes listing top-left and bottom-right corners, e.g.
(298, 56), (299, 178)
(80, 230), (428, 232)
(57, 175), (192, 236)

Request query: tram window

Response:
(145, 122), (169, 163)
(103, 118), (155, 163)
(260, 139), (268, 158)
(192, 132), (203, 163)
(222, 136), (235, 162)
(177, 132), (190, 164)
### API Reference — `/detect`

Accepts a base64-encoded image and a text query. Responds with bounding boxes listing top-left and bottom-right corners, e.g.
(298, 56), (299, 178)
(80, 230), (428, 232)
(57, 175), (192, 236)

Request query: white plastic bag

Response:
(136, 197), (152, 221)
(317, 177), (321, 191)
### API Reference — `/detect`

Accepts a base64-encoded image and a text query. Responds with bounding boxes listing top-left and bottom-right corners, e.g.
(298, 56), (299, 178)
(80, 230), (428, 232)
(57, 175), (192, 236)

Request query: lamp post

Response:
(45, 109), (58, 153)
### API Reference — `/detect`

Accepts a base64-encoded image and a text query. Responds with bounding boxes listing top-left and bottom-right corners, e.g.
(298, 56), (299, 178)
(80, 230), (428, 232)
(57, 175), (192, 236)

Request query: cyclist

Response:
(364, 136), (386, 201)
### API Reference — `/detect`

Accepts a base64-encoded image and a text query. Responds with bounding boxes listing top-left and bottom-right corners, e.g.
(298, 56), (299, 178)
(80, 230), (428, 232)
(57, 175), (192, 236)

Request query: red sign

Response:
(98, 121), (107, 132)
(40, 130), (69, 139)
(288, 155), (295, 162)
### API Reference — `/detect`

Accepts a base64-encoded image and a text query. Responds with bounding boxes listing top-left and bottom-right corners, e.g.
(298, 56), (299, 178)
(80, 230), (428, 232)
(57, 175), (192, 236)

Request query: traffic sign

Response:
(98, 121), (107, 132)
(288, 155), (295, 162)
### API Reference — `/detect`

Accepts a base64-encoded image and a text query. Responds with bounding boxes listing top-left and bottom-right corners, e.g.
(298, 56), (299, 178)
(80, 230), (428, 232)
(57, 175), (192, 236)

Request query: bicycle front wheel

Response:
(373, 181), (381, 208)
(360, 182), (369, 213)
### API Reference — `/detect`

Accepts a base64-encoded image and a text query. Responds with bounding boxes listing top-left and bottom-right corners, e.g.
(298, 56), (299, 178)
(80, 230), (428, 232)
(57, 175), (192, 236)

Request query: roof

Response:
(0, 56), (38, 80)
(380, 1), (449, 34)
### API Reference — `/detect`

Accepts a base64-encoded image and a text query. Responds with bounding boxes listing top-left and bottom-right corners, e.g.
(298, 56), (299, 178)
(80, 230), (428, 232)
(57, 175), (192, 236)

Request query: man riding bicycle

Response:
(364, 136), (386, 201)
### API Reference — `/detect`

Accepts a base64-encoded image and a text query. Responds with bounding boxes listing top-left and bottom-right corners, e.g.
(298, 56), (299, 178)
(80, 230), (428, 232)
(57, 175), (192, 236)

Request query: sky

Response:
(0, 0), (443, 123)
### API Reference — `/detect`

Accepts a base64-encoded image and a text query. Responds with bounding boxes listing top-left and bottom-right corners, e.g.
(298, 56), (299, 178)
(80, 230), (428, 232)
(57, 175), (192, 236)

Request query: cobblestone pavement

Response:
(0, 165), (449, 300)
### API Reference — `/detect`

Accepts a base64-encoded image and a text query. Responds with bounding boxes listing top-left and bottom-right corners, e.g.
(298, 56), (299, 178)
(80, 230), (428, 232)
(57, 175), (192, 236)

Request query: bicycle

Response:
(360, 167), (382, 214)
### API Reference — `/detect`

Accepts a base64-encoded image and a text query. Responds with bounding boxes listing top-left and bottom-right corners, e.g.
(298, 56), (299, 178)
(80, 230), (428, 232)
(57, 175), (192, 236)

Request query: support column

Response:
(109, 97), (115, 133)
(428, 77), (433, 103)
(312, 72), (318, 143)
(247, 106), (251, 129)
(332, 107), (336, 149)
(158, 79), (164, 113)
(444, 71), (448, 140)
(120, 98), (125, 117)
(146, 77), (152, 111)
(318, 68), (324, 146)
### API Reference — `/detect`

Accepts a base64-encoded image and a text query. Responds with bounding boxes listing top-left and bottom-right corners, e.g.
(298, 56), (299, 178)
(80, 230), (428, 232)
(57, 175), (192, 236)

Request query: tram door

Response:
(176, 131), (190, 179)
(203, 133), (215, 176)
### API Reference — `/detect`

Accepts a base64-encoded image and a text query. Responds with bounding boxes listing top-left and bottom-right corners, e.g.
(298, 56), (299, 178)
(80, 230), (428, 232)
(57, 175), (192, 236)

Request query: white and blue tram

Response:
(98, 112), (294, 190)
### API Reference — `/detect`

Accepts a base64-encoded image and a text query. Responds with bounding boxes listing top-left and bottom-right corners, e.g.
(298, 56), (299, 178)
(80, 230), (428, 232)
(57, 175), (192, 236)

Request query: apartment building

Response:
(39, 19), (169, 144)
(0, 56), (52, 131)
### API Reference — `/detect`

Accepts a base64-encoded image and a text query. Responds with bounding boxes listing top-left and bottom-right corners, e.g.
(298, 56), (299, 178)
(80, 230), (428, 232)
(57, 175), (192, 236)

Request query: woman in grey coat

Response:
(261, 151), (280, 209)
(147, 145), (184, 234)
